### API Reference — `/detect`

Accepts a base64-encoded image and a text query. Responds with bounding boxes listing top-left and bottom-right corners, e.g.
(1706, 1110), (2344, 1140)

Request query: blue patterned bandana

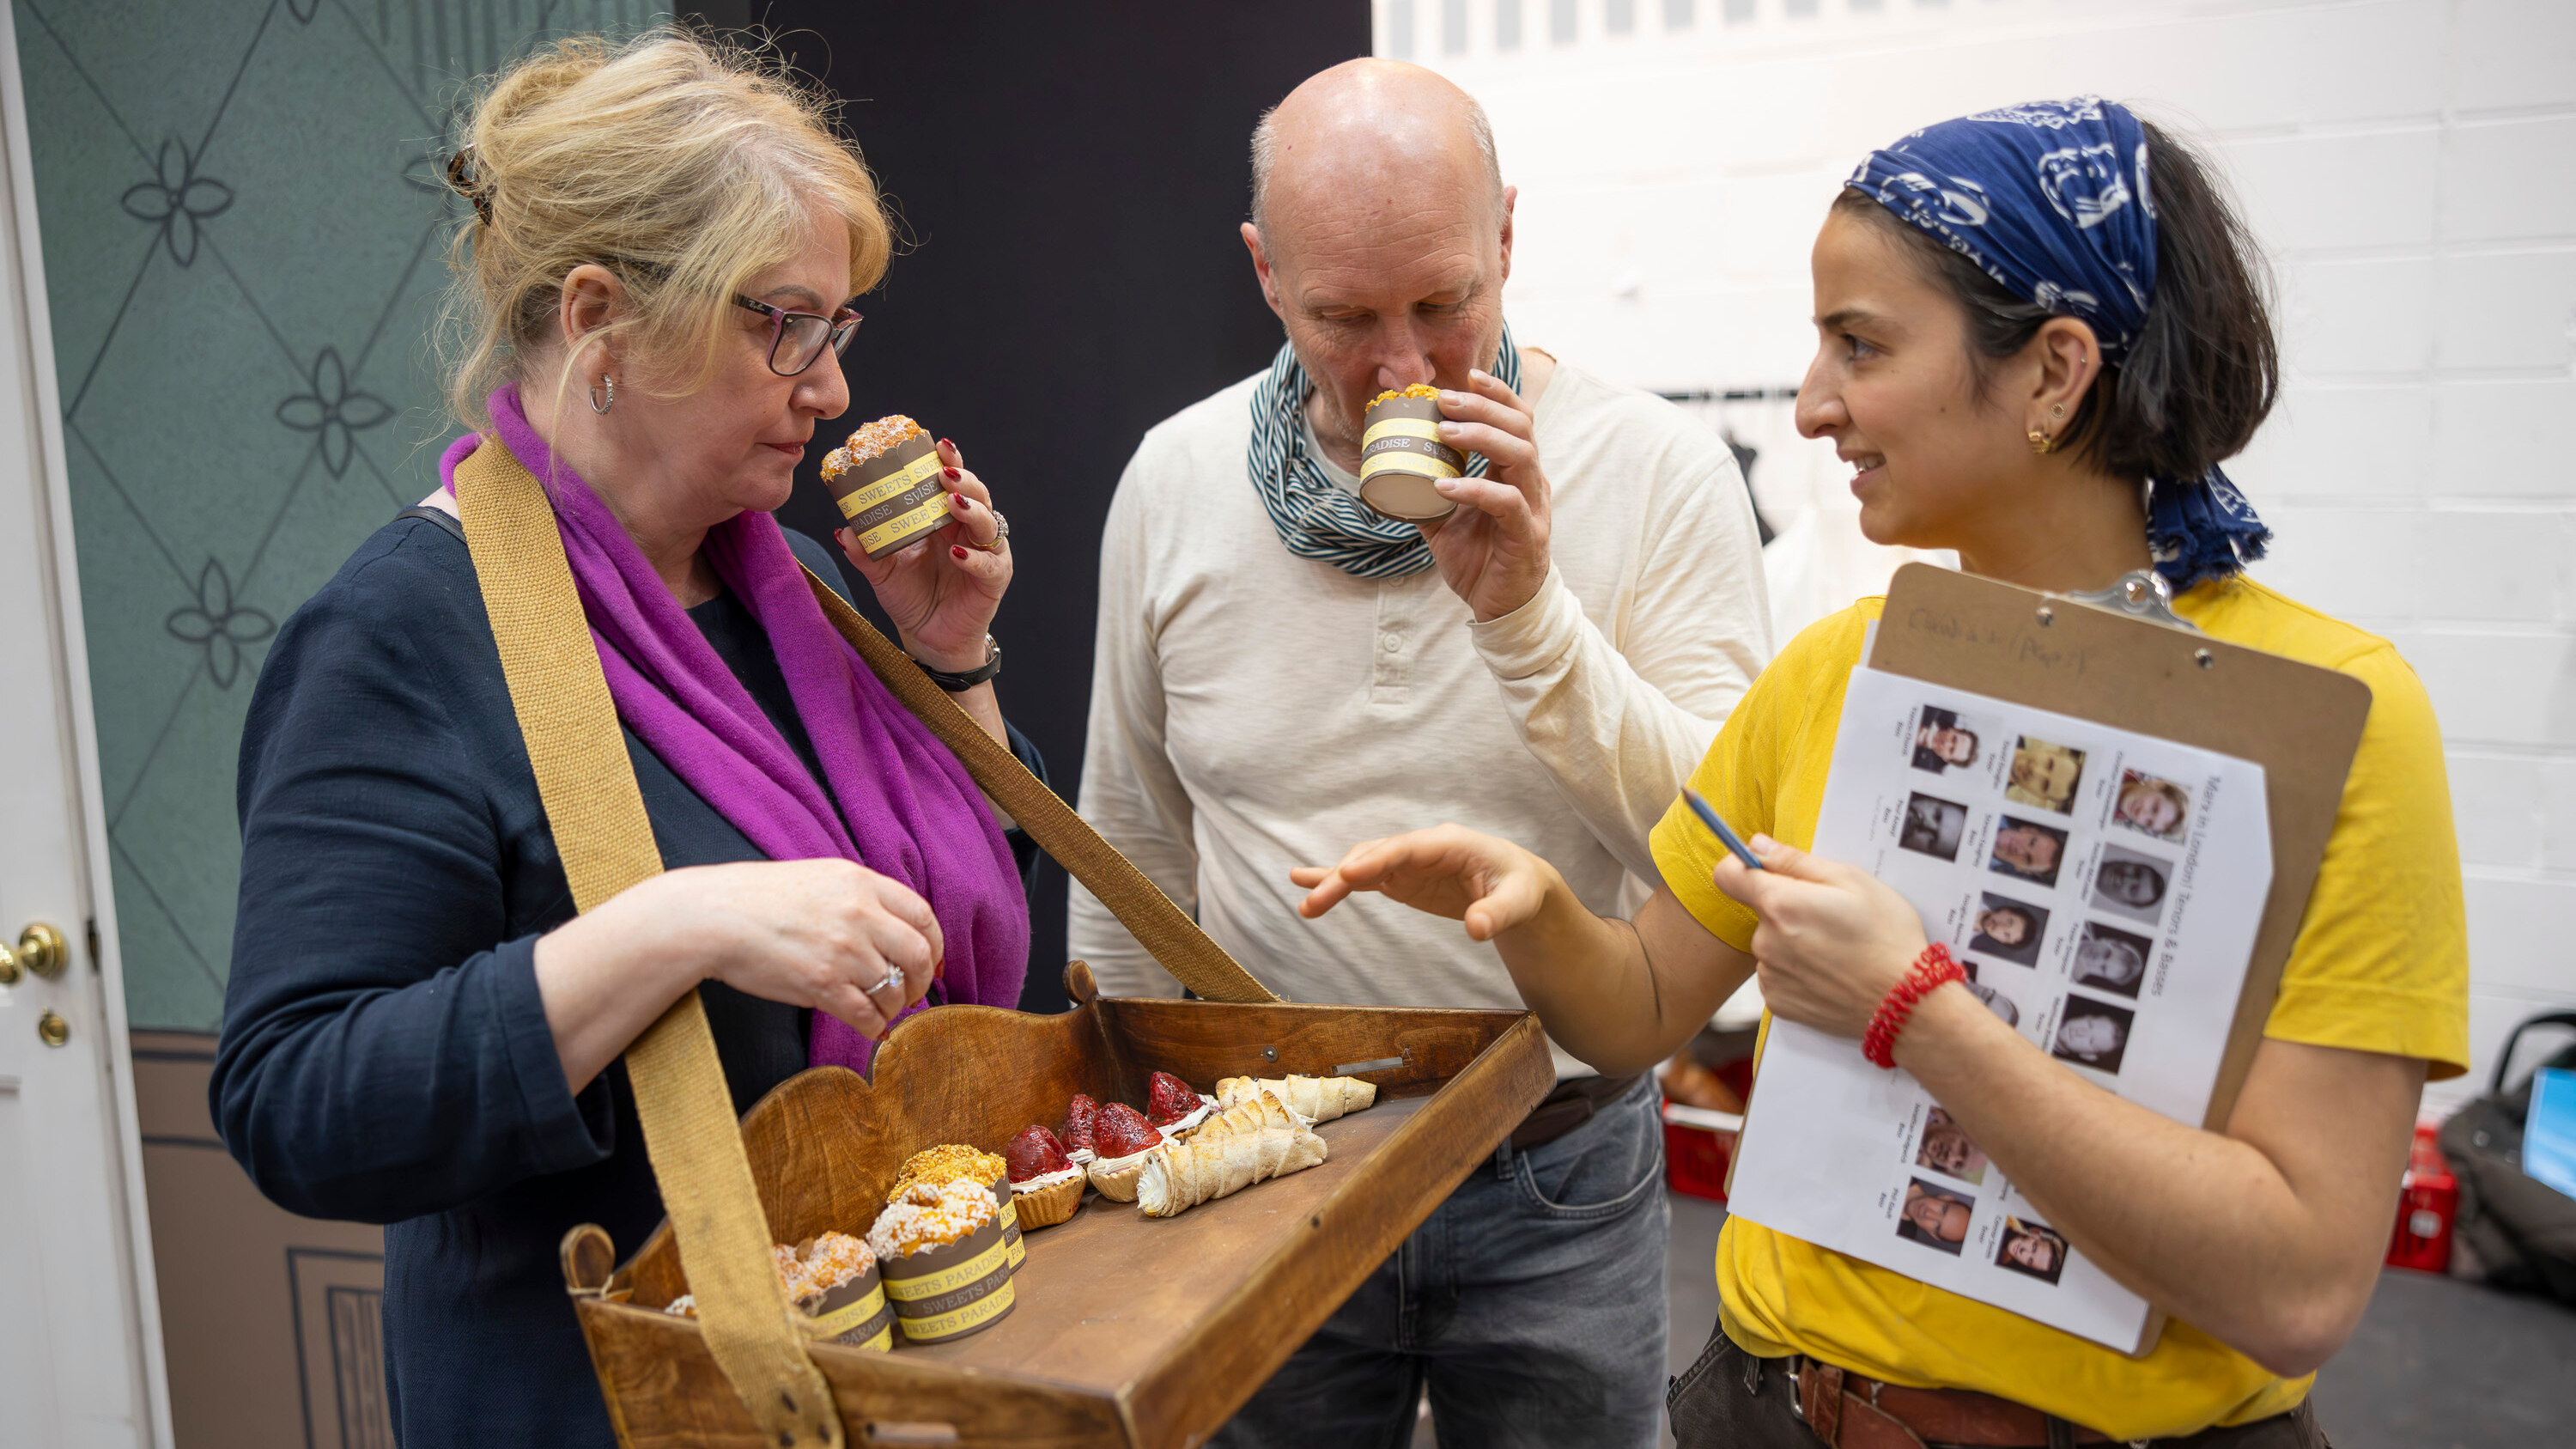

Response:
(1850, 97), (2269, 591)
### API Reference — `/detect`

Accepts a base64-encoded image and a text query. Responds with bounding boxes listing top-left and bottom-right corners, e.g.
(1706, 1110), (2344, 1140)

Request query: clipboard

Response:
(1866, 563), (2374, 1129)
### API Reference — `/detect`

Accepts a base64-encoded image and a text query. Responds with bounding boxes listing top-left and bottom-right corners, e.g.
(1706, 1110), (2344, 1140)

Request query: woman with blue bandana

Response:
(1290, 98), (2466, 1446)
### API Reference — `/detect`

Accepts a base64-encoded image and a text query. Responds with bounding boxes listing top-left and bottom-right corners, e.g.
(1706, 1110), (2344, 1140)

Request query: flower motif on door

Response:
(119, 139), (233, 268)
(166, 560), (274, 689)
(276, 347), (394, 478)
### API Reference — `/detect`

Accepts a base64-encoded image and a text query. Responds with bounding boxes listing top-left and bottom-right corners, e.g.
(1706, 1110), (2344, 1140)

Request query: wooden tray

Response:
(562, 964), (1553, 1448)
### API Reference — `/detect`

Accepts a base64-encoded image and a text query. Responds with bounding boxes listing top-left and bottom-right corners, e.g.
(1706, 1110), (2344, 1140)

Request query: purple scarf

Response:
(444, 386), (1028, 1073)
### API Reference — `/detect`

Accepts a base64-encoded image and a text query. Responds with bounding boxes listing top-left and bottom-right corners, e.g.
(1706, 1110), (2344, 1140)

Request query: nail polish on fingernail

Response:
(950, 493), (969, 509)
(943, 466), (961, 480)
(939, 438), (954, 451)
(951, 545), (969, 560)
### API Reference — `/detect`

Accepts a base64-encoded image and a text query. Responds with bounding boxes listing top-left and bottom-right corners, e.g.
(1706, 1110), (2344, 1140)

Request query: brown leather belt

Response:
(1791, 1358), (2111, 1448)
(1509, 1073), (1643, 1153)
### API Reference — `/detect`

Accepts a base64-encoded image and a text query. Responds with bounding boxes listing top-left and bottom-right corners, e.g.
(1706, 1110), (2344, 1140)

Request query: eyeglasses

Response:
(733, 293), (862, 376)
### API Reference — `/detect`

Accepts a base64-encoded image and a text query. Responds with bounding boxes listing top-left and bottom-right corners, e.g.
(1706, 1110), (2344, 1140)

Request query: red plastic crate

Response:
(1662, 1105), (1740, 1202)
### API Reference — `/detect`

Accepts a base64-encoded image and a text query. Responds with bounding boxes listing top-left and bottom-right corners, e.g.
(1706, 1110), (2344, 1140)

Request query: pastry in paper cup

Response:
(877, 1215), (1016, 1343)
(663, 1233), (892, 1352)
(889, 1144), (1021, 1276)
(822, 415), (952, 559)
(1358, 385), (1463, 522)
(868, 1178), (1016, 1344)
(793, 1244), (893, 1351)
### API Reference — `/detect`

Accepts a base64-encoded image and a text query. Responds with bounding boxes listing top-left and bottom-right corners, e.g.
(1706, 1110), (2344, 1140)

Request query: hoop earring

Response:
(2028, 429), (2056, 455)
(589, 374), (615, 414)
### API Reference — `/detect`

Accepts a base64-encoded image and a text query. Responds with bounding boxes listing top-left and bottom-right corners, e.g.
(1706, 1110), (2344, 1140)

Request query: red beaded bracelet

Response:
(1862, 943), (1965, 1069)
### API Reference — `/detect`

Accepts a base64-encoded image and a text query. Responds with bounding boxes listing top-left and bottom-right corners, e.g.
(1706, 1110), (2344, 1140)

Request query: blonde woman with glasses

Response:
(212, 31), (1042, 1447)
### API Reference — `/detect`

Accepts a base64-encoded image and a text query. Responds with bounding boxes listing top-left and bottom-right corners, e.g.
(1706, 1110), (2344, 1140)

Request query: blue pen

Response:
(1682, 788), (1764, 870)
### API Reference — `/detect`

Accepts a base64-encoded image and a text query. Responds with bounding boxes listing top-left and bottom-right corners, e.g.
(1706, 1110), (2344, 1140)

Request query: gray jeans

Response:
(1212, 1075), (1671, 1449)
(1667, 1323), (2334, 1449)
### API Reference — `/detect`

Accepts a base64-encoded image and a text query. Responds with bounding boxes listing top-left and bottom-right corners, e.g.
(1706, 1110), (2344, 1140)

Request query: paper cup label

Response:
(983, 1172), (1025, 1273)
(835, 450), (945, 516)
(883, 1237), (1009, 1302)
(801, 1267), (888, 1341)
(881, 1214), (1015, 1344)
(853, 490), (951, 557)
(814, 1294), (896, 1350)
(896, 1275), (1015, 1343)
(1359, 435), (1465, 480)
(1361, 396), (1466, 483)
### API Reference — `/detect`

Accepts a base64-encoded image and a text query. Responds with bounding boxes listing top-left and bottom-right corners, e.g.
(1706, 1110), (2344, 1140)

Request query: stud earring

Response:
(589, 374), (616, 414)
(2028, 429), (2056, 455)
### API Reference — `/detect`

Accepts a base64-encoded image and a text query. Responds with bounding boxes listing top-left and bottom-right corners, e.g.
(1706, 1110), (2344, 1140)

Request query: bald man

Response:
(1072, 62), (1768, 1446)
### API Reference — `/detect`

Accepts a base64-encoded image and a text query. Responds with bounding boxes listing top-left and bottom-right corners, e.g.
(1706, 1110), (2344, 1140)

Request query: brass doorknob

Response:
(0, 922), (68, 983)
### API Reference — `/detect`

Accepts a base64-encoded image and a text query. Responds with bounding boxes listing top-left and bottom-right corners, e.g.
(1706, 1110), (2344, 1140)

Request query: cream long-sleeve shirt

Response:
(1069, 356), (1771, 1076)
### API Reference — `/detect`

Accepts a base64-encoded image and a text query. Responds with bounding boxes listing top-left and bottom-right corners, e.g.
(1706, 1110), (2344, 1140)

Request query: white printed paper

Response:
(1723, 665), (2271, 1350)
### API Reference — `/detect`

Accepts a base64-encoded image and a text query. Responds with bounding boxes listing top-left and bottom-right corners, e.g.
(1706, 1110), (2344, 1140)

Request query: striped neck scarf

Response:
(1244, 326), (1522, 579)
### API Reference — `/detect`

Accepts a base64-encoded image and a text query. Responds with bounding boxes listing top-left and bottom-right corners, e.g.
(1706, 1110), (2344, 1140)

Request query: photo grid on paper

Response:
(1719, 668), (2272, 1352)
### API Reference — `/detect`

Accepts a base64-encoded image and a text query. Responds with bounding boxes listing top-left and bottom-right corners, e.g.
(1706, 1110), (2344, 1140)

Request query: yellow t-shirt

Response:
(1648, 575), (2470, 1441)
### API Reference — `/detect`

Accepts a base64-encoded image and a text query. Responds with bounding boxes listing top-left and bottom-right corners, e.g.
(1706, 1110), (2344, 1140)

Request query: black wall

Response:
(756, 3), (1374, 1012)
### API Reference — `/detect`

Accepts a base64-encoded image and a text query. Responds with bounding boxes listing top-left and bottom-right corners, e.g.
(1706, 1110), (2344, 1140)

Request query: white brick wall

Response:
(1384, 0), (2576, 1109)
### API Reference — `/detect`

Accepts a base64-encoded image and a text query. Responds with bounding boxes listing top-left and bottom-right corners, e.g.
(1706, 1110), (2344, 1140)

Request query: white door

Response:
(0, 9), (164, 1446)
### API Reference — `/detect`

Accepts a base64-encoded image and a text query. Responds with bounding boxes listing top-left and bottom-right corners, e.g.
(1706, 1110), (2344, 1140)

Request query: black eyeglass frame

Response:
(733, 293), (862, 376)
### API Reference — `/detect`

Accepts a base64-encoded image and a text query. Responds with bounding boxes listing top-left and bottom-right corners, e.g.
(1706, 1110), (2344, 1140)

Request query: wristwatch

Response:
(914, 635), (1000, 691)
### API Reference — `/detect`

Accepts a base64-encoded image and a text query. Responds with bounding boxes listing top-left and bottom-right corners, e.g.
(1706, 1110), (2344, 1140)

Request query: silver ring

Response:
(870, 966), (902, 997)
(961, 508), (1009, 555)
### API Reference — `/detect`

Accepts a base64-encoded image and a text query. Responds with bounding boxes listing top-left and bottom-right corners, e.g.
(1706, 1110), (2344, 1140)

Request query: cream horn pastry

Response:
(1215, 1073), (1379, 1124)
(1136, 1099), (1328, 1219)
(821, 414), (952, 559)
(1358, 384), (1462, 523)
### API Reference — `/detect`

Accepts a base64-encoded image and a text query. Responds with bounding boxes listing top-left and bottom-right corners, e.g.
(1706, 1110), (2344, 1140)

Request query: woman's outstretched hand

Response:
(1290, 825), (1565, 941)
(1713, 836), (1931, 1038)
(839, 436), (1010, 672)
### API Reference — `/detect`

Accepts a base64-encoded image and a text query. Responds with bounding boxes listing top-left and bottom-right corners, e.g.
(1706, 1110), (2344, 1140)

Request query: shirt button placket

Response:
(1371, 588), (1409, 702)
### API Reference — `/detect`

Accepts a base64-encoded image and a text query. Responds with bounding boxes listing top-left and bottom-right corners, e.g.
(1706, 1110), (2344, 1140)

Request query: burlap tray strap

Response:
(455, 441), (1274, 1447)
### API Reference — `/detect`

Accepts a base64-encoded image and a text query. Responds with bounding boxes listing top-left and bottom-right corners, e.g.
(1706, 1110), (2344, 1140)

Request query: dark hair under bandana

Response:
(1849, 96), (2270, 592)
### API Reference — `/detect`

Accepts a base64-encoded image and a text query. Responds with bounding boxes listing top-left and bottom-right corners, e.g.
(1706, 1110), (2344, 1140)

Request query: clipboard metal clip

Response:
(2045, 569), (2201, 635)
